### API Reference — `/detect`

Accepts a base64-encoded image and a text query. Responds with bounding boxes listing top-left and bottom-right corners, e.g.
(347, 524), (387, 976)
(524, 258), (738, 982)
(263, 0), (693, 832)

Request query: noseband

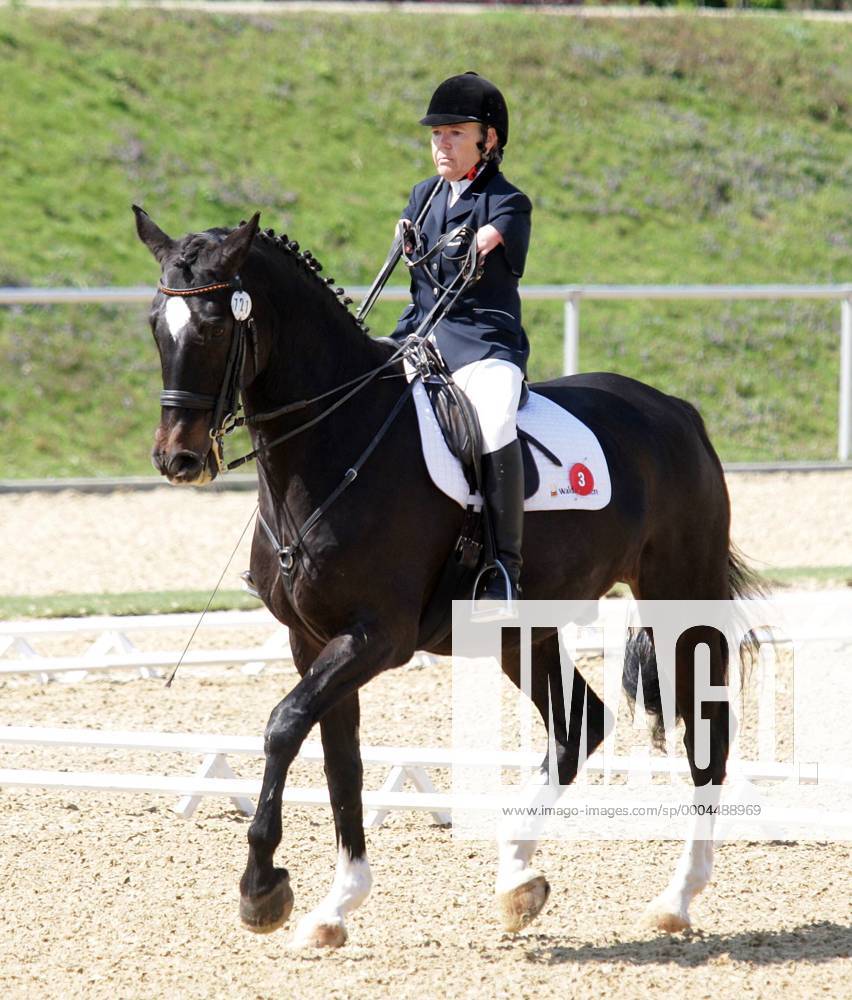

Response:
(158, 277), (254, 471)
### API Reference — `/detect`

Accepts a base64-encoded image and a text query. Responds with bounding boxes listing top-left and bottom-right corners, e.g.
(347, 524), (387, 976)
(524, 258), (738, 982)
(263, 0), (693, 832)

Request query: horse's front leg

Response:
(292, 693), (371, 948)
(239, 626), (392, 934)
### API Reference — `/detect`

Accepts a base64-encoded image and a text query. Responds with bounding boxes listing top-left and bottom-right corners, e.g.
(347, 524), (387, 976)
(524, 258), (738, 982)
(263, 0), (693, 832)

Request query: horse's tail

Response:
(727, 541), (765, 602)
(621, 544), (763, 749)
(621, 627), (667, 749)
(727, 541), (766, 695)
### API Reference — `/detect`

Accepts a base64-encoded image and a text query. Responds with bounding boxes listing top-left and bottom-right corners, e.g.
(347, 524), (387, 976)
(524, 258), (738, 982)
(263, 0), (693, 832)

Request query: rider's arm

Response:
(486, 189), (532, 277)
(476, 225), (504, 258)
(398, 186), (418, 228)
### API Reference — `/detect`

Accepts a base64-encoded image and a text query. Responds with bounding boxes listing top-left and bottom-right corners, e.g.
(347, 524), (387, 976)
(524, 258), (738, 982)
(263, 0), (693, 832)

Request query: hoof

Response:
(497, 874), (551, 933)
(240, 875), (294, 934)
(292, 915), (348, 949)
(641, 901), (691, 934)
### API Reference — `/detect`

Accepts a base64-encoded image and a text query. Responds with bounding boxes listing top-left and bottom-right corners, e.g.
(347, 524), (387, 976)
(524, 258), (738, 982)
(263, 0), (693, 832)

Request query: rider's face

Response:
(430, 123), (495, 181)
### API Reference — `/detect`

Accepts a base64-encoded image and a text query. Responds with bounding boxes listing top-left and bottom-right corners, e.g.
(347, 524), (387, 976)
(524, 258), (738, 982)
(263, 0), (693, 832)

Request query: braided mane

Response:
(244, 222), (372, 338)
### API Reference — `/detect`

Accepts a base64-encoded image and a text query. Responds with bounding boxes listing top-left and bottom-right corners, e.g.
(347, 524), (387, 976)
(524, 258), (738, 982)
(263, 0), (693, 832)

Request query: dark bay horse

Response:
(135, 208), (755, 947)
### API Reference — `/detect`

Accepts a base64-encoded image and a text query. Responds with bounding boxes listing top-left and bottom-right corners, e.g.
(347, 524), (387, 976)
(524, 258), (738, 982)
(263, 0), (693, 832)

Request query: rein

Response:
(157, 276), (411, 472)
(226, 344), (410, 471)
(156, 257), (478, 475)
(400, 221), (482, 340)
(355, 176), (444, 325)
(155, 237), (479, 647)
(256, 374), (419, 647)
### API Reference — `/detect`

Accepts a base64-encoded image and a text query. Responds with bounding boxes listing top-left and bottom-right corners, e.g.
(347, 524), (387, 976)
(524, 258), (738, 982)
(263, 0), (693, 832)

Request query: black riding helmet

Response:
(420, 72), (509, 149)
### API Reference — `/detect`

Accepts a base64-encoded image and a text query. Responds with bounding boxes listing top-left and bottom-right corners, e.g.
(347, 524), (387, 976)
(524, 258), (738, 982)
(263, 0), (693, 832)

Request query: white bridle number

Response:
(231, 290), (252, 321)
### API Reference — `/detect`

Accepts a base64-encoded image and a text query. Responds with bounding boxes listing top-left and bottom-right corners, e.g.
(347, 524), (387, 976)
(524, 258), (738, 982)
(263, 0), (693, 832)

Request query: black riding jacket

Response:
(391, 160), (532, 375)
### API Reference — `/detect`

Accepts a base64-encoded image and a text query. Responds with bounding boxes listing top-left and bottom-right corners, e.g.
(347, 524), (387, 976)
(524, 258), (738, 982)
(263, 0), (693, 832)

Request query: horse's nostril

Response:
(167, 450), (203, 481)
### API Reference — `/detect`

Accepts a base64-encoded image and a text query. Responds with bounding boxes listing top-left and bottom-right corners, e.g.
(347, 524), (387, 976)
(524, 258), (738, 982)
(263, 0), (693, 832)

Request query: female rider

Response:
(390, 72), (532, 616)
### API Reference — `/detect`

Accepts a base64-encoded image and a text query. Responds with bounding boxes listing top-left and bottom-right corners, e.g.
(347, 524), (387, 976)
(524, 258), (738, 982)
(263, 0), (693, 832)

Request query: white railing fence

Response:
(0, 609), (440, 683)
(3, 601), (851, 832)
(0, 609), (292, 683)
(2, 283), (851, 457)
(2, 724), (848, 833)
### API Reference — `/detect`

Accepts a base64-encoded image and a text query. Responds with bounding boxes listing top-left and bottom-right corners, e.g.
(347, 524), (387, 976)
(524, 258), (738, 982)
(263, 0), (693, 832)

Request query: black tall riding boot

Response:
(474, 439), (524, 619)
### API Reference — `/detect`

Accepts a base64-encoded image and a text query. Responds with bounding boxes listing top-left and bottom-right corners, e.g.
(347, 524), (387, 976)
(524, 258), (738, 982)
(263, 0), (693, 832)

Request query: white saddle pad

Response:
(410, 379), (612, 512)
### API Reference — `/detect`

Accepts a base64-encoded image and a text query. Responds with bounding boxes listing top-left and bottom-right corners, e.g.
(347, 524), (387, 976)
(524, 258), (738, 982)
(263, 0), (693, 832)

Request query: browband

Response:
(158, 280), (234, 297)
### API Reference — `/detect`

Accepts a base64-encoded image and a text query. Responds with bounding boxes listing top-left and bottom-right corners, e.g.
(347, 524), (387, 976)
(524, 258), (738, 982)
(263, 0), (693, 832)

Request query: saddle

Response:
(387, 337), (555, 648)
(397, 337), (555, 500)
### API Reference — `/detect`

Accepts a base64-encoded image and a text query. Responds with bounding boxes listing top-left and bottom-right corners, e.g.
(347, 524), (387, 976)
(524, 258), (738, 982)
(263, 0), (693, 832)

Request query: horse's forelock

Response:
(172, 231), (226, 269)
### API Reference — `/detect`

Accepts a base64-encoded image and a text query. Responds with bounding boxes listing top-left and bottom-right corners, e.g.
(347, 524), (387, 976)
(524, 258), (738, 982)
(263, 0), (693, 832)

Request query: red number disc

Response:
(569, 463), (594, 496)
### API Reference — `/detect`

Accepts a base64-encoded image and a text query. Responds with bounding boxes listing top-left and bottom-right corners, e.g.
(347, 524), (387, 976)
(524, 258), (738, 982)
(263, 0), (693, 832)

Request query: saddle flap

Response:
(423, 378), (481, 493)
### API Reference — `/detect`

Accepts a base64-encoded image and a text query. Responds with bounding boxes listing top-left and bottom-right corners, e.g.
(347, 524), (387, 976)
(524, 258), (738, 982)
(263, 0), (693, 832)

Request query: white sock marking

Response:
(649, 810), (716, 925)
(293, 845), (372, 943)
(495, 766), (559, 895)
(496, 837), (540, 895)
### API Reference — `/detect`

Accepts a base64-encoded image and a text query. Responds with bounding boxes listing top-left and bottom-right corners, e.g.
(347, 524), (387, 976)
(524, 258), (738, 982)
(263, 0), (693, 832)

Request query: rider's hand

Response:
(397, 218), (416, 256)
(476, 224), (504, 259)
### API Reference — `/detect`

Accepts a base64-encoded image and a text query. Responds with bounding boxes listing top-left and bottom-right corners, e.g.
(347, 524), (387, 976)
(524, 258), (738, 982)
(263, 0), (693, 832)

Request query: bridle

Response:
(156, 275), (414, 473)
(158, 275), (253, 472)
(156, 213), (483, 475)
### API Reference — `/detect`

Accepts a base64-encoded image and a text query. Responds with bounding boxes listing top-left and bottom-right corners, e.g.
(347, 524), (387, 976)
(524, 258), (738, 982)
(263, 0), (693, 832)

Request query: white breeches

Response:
(452, 358), (523, 455)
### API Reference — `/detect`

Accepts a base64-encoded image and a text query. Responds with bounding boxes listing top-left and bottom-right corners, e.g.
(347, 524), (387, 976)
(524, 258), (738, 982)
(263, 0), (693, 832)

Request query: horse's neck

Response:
(248, 258), (383, 413)
(243, 254), (392, 523)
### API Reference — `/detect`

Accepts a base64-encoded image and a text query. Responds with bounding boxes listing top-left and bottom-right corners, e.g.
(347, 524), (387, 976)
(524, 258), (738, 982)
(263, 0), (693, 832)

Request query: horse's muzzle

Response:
(151, 451), (217, 486)
(152, 415), (218, 486)
(152, 447), (217, 486)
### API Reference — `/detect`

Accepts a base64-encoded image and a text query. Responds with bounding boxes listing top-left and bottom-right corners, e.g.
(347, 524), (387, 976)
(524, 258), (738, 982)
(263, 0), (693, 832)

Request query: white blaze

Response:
(165, 297), (192, 340)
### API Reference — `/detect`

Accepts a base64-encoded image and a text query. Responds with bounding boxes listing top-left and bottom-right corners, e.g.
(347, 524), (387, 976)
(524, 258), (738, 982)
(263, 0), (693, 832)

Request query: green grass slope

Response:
(0, 9), (849, 475)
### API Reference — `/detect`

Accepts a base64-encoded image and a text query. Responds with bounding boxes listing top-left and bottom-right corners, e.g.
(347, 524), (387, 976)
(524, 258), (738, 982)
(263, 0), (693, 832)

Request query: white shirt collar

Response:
(448, 176), (473, 208)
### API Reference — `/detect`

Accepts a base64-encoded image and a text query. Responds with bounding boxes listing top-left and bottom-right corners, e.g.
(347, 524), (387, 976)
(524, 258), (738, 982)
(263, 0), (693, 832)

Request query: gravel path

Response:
(1, 471), (851, 596)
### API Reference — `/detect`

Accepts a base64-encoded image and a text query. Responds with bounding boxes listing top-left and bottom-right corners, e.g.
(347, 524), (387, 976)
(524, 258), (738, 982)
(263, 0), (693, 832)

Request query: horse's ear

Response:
(133, 205), (176, 264)
(215, 212), (261, 277)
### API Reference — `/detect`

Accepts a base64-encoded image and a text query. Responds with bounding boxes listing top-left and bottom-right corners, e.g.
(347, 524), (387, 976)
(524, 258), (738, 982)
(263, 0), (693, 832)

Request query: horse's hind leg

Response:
(633, 536), (732, 932)
(291, 693), (371, 948)
(496, 629), (610, 932)
(642, 623), (730, 932)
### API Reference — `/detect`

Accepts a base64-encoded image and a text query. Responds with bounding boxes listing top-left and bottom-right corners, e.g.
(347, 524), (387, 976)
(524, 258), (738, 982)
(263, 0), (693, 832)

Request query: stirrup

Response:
(470, 562), (519, 623)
